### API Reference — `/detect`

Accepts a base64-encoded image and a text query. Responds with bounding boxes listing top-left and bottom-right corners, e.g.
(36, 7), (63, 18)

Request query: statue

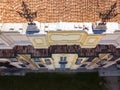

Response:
(17, 1), (39, 34)
(98, 2), (119, 25)
(17, 1), (37, 25)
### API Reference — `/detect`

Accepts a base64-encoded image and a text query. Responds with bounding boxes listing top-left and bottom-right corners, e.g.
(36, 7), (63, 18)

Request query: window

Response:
(116, 61), (120, 65)
(59, 57), (67, 64)
(60, 64), (65, 70)
(19, 28), (23, 30)
(60, 57), (67, 70)
(60, 57), (66, 62)
(116, 61), (120, 68)
(96, 59), (106, 65)
(45, 59), (51, 65)
(22, 60), (29, 65)
(9, 28), (14, 30)
(44, 25), (49, 31)
(75, 59), (81, 65)
(86, 57), (95, 62)
(80, 64), (87, 67)
(108, 55), (117, 61)
(19, 59), (29, 65)
(108, 54), (113, 58)
(19, 64), (26, 67)
(98, 64), (106, 67)
(38, 64), (45, 67)
(9, 58), (18, 62)
(0, 61), (9, 66)
(44, 26), (48, 28)
(33, 58), (41, 62)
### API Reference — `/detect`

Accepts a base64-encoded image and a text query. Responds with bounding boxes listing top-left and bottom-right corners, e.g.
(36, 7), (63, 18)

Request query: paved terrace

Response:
(0, 45), (120, 58)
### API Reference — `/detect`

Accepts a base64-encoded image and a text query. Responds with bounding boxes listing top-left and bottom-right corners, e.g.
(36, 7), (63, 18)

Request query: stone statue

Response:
(98, 2), (119, 25)
(17, 1), (37, 25)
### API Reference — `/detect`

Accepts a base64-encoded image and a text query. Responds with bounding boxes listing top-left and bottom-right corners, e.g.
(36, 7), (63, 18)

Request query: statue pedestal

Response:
(26, 23), (40, 34)
(92, 23), (106, 34)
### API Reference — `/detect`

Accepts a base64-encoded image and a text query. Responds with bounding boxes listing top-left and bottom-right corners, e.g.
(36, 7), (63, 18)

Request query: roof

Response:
(0, 0), (120, 23)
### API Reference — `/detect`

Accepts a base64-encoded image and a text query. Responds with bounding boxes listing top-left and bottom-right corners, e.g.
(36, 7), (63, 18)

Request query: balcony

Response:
(59, 61), (67, 64)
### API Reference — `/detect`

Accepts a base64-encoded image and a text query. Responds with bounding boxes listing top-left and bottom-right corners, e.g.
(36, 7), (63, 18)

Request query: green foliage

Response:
(0, 72), (103, 90)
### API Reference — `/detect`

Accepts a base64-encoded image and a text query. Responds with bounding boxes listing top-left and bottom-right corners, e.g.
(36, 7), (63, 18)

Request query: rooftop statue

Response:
(98, 1), (119, 25)
(17, 1), (37, 25)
